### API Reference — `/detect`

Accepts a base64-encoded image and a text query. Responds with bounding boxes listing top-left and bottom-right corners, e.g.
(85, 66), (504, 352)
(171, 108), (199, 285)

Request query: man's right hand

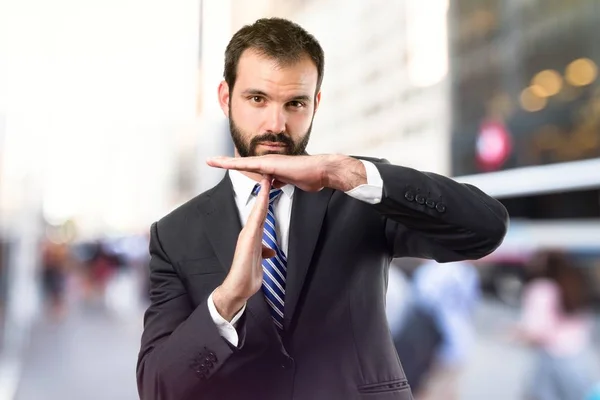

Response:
(212, 175), (276, 321)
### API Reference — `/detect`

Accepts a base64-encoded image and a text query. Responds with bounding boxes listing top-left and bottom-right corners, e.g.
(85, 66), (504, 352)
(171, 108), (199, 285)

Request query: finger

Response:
(207, 156), (264, 173)
(261, 245), (276, 259)
(205, 156), (232, 168)
(246, 176), (271, 228)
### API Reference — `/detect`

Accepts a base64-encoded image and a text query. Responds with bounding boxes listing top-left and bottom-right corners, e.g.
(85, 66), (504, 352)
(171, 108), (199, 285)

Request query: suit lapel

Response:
(284, 187), (334, 331)
(200, 173), (240, 275)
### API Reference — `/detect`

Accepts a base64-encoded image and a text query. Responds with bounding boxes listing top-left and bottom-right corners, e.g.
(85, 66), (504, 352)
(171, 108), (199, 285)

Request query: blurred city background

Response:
(0, 0), (599, 399)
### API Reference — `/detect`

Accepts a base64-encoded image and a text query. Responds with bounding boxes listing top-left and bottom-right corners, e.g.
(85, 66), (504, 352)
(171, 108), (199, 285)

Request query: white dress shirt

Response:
(207, 160), (384, 346)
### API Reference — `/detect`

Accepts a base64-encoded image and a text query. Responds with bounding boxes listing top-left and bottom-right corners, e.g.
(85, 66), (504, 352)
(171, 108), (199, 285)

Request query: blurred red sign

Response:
(476, 120), (512, 171)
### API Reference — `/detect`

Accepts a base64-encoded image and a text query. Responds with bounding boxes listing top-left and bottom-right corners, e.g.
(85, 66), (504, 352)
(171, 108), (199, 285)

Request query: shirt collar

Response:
(229, 170), (295, 205)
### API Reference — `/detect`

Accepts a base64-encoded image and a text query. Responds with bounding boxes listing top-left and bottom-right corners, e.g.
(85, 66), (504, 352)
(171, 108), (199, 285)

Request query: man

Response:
(137, 18), (508, 400)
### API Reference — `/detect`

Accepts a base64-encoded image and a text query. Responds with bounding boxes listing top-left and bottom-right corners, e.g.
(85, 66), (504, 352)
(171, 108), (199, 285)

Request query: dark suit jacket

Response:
(136, 157), (508, 400)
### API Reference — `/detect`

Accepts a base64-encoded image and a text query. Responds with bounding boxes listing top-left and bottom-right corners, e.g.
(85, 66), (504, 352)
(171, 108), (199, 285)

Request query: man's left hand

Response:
(206, 154), (367, 192)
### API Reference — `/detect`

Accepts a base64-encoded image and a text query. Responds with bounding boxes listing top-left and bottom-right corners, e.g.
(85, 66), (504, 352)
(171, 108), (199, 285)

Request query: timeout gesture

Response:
(212, 175), (276, 321)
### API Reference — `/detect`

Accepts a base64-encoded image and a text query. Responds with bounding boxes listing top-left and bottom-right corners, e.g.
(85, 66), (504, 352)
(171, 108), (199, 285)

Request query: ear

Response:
(314, 91), (322, 114)
(218, 80), (230, 117)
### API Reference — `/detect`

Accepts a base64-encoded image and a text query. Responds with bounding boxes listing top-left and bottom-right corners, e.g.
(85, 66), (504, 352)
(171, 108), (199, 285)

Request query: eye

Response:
(250, 96), (264, 104)
(287, 100), (306, 109)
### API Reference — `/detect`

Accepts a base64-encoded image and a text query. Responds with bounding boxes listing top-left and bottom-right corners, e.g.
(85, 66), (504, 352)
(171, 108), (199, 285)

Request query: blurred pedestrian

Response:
(40, 238), (70, 320)
(514, 250), (598, 400)
(408, 260), (481, 400)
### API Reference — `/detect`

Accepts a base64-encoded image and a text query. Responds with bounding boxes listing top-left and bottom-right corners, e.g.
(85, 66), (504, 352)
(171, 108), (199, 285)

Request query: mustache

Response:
(250, 133), (294, 147)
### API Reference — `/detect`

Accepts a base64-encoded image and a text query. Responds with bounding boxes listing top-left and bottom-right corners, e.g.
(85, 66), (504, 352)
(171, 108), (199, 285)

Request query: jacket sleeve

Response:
(136, 222), (248, 400)
(370, 160), (509, 262)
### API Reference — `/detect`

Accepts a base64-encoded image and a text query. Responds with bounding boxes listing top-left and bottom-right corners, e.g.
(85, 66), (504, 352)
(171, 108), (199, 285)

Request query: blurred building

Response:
(285, 0), (451, 174)
(449, 0), (600, 178)
(449, 0), (600, 223)
(448, 0), (600, 305)
(1, 0), (201, 238)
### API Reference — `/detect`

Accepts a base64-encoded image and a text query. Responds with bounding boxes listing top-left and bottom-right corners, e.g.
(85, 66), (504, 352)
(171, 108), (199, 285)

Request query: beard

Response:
(229, 108), (312, 157)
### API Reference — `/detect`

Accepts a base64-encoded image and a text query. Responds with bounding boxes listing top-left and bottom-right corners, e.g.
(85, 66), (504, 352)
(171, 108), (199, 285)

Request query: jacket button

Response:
(404, 191), (415, 202)
(196, 365), (208, 378)
(426, 199), (435, 208)
(436, 203), (446, 213)
(415, 194), (425, 205)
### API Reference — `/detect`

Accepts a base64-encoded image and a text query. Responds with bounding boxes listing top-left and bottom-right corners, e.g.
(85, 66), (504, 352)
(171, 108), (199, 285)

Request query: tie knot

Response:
(252, 184), (283, 204)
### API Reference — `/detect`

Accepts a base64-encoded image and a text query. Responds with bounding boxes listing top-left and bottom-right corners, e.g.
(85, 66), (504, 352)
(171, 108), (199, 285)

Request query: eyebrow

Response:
(241, 89), (312, 102)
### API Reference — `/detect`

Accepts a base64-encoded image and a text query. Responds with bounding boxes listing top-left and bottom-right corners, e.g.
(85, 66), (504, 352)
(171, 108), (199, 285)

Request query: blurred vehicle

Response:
(476, 220), (600, 307)
(393, 159), (600, 309)
(457, 159), (600, 308)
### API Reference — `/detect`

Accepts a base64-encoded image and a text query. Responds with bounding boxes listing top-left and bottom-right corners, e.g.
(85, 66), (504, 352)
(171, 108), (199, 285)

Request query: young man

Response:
(137, 18), (508, 400)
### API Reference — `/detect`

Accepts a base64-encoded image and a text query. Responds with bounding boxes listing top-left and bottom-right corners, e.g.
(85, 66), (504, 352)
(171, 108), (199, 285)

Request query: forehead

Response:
(234, 49), (318, 95)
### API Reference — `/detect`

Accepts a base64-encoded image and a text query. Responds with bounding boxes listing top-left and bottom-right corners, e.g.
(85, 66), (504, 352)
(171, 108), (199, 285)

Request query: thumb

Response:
(261, 245), (276, 259)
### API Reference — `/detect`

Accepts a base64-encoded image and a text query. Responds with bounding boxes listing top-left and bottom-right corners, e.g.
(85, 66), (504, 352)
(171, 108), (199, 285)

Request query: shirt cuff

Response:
(207, 290), (246, 347)
(344, 160), (384, 204)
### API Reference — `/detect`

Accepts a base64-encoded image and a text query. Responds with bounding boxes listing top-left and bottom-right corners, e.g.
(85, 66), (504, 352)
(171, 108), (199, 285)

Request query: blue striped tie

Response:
(252, 184), (287, 331)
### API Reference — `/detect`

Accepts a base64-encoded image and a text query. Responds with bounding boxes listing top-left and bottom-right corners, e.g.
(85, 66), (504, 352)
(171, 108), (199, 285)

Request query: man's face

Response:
(219, 49), (321, 157)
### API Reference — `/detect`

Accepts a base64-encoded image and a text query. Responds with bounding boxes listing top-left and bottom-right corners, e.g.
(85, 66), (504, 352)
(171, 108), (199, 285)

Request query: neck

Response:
(241, 171), (263, 182)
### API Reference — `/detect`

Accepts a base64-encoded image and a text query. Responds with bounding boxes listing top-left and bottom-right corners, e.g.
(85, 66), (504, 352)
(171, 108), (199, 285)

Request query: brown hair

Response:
(223, 18), (325, 94)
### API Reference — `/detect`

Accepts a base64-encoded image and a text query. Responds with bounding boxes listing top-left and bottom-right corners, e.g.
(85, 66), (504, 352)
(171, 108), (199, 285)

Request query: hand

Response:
(212, 176), (276, 321)
(207, 154), (366, 192)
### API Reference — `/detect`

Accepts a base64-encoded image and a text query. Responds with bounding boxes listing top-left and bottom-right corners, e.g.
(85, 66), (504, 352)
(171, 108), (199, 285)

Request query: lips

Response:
(260, 142), (287, 147)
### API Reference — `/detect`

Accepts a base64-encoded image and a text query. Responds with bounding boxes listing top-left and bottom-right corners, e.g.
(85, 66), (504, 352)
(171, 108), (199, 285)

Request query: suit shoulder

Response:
(154, 187), (215, 233)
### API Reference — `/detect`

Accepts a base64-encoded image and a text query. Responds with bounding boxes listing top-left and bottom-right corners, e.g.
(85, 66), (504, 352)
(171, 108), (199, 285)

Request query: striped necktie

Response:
(252, 184), (286, 332)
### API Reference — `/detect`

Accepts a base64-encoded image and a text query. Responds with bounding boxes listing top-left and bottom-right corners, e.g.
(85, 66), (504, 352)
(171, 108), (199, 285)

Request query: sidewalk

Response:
(13, 303), (143, 400)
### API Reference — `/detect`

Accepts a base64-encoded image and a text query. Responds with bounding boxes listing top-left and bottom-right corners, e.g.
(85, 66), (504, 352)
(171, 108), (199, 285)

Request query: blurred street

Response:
(462, 299), (533, 400)
(463, 300), (599, 400)
(14, 302), (144, 400)
(9, 297), (599, 400)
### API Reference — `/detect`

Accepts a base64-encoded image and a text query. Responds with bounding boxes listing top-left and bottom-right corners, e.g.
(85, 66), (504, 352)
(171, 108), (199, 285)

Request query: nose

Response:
(263, 106), (286, 133)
